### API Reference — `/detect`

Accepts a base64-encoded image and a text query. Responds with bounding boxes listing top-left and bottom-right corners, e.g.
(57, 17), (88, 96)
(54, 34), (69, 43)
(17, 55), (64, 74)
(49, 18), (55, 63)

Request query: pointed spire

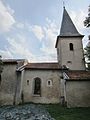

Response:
(63, 0), (65, 9)
(60, 7), (83, 37)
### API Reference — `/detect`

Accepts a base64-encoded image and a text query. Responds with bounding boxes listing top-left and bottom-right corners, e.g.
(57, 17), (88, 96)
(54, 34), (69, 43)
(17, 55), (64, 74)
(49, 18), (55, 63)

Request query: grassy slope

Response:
(44, 104), (90, 120)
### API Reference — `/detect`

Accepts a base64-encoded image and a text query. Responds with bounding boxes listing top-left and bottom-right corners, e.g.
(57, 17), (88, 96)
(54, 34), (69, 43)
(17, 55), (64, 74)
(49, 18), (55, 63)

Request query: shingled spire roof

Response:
(60, 7), (83, 37)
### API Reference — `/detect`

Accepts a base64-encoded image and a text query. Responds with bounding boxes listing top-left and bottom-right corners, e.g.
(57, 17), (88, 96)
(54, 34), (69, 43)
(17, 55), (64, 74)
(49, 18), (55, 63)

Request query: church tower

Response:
(55, 7), (85, 70)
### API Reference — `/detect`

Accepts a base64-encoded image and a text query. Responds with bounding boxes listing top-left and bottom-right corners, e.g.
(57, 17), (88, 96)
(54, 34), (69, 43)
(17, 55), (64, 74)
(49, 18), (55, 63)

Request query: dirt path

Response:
(0, 104), (55, 120)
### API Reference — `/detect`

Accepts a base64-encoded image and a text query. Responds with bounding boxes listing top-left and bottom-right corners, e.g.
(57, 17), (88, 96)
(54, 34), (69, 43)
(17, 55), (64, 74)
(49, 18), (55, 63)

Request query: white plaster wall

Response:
(66, 80), (90, 107)
(57, 37), (85, 70)
(22, 69), (61, 103)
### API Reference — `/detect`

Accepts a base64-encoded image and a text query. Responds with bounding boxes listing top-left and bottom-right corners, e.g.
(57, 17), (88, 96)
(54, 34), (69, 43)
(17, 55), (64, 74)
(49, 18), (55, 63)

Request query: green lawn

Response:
(44, 104), (90, 120)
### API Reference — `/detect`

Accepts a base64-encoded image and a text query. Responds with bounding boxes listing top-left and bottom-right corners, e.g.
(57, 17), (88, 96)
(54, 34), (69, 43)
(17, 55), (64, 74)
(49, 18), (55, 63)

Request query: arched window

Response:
(34, 77), (41, 95)
(69, 43), (74, 51)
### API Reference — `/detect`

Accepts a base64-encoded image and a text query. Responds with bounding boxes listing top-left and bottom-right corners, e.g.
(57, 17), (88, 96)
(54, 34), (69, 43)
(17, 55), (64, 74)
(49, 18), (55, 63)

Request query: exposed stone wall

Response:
(22, 69), (61, 104)
(57, 37), (85, 70)
(1, 61), (90, 107)
(0, 64), (17, 105)
(66, 80), (90, 107)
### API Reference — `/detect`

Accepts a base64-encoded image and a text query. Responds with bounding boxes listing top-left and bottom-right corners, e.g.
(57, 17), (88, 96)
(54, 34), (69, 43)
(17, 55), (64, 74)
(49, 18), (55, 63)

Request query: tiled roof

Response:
(65, 71), (90, 80)
(60, 7), (83, 37)
(25, 63), (61, 70)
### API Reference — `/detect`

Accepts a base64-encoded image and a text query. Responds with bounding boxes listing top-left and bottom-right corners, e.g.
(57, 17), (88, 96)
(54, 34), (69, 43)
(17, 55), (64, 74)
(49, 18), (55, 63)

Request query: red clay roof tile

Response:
(65, 71), (90, 80)
(25, 63), (60, 70)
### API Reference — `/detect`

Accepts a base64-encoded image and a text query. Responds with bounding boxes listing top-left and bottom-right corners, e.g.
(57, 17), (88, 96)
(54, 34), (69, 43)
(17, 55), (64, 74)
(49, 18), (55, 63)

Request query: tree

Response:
(84, 5), (90, 27)
(84, 43), (90, 70)
(0, 55), (3, 74)
(84, 5), (90, 70)
(0, 55), (3, 84)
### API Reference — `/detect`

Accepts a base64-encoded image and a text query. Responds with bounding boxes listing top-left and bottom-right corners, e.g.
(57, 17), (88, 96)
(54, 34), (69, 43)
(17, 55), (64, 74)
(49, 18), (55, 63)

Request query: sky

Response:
(0, 0), (90, 62)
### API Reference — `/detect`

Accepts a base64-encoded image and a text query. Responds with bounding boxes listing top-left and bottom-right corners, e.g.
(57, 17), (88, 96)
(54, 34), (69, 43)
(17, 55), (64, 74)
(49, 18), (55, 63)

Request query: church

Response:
(0, 7), (90, 107)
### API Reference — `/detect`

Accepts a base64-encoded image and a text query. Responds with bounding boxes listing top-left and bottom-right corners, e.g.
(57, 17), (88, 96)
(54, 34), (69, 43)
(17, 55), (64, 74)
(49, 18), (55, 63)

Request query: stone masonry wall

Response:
(0, 64), (17, 105)
(66, 80), (90, 107)
(22, 69), (61, 104)
(57, 37), (85, 70)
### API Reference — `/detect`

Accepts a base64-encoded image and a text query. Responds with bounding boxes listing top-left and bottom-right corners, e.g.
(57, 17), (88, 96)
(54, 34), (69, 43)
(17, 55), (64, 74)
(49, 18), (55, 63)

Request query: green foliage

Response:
(84, 45), (90, 60)
(84, 5), (90, 27)
(84, 44), (90, 70)
(87, 63), (90, 70)
(84, 5), (90, 69)
(44, 104), (90, 120)
(0, 55), (3, 74)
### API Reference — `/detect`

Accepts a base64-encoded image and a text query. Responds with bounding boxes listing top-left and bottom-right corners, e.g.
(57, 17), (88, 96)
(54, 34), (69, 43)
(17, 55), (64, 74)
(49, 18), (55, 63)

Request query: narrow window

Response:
(69, 43), (74, 51)
(27, 80), (29, 85)
(34, 77), (41, 95)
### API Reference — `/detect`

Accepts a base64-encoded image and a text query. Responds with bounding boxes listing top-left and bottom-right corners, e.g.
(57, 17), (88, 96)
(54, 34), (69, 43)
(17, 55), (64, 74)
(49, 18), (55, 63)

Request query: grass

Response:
(44, 104), (90, 120)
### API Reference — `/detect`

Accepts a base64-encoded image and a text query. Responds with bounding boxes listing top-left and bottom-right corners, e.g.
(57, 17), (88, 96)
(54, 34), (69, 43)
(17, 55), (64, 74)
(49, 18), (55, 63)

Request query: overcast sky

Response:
(0, 0), (90, 62)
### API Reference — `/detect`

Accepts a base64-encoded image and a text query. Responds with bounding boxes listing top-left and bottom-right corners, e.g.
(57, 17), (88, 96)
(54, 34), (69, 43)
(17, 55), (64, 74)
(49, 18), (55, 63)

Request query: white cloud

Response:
(29, 18), (58, 57)
(30, 25), (44, 41)
(0, 33), (57, 62)
(0, 48), (13, 59)
(28, 18), (58, 62)
(70, 9), (87, 33)
(0, 16), (58, 62)
(16, 22), (25, 29)
(0, 0), (15, 33)
(0, 34), (33, 60)
(0, 34), (37, 61)
(7, 34), (35, 61)
(7, 4), (15, 14)
(40, 18), (58, 55)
